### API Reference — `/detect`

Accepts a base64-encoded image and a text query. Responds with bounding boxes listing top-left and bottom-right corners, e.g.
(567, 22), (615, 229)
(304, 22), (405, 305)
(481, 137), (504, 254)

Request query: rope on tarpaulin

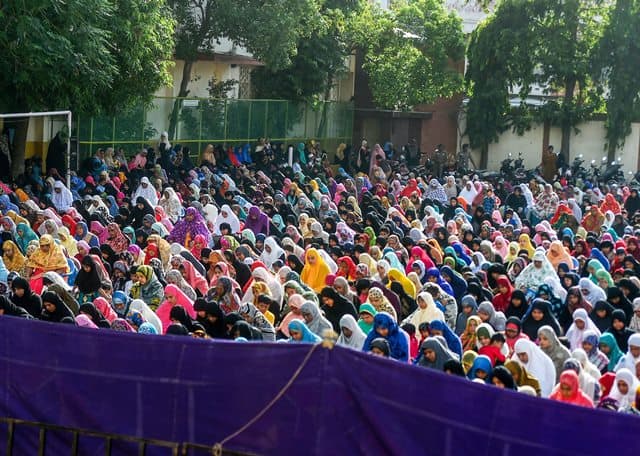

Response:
(211, 343), (321, 456)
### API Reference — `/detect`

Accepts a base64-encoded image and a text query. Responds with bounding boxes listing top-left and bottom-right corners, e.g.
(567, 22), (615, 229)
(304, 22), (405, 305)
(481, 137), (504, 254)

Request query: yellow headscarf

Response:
(301, 248), (330, 293)
(518, 233), (536, 259)
(3, 240), (25, 273)
(57, 226), (78, 257)
(147, 234), (172, 269)
(26, 234), (69, 272)
(6, 210), (28, 226)
(358, 253), (377, 274)
(505, 241), (520, 263)
(388, 268), (417, 298)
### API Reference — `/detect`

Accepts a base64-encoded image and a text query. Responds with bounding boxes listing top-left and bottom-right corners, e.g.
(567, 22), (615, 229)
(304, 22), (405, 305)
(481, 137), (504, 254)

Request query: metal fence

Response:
(0, 417), (255, 456)
(76, 97), (353, 160)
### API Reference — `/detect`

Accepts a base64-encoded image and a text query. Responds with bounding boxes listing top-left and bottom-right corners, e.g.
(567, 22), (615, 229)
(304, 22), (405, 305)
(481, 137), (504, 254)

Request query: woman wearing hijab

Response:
(492, 275), (514, 313)
(3, 240), (25, 275)
(514, 250), (557, 294)
(606, 287), (634, 326)
(25, 234), (69, 294)
(468, 355), (493, 383)
(260, 237), (285, 270)
(301, 248), (330, 293)
(105, 223), (129, 254)
(0, 294), (32, 318)
(75, 255), (104, 304)
(538, 325), (572, 382)
(491, 366), (518, 390)
(238, 303), (276, 341)
(428, 320), (463, 358)
(598, 332), (624, 372)
(566, 308), (601, 351)
(608, 368), (640, 410)
(128, 299), (162, 334)
(504, 289), (529, 320)
(418, 337), (455, 371)
(130, 265), (164, 311)
(337, 314), (367, 350)
(403, 291), (444, 329)
(505, 359), (542, 396)
(211, 276), (241, 314)
(15, 222), (38, 255)
(132, 177), (158, 206)
(40, 291), (75, 323)
(300, 301), (332, 337)
(213, 205), (240, 235)
(362, 312), (409, 362)
(549, 370), (594, 408)
(513, 339), (557, 397)
(288, 319), (322, 343)
(168, 207), (211, 247)
(156, 284), (197, 334)
(244, 206), (270, 236)
(319, 287), (357, 333)
(521, 299), (561, 340)
(51, 180), (74, 213)
(78, 303), (111, 328)
(614, 332), (640, 371)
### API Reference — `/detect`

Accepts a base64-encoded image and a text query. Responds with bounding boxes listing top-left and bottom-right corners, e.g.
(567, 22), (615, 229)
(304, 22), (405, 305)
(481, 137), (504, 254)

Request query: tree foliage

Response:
(594, 0), (640, 160)
(166, 0), (321, 139)
(251, 0), (360, 101)
(0, 0), (174, 114)
(0, 0), (175, 174)
(466, 0), (604, 159)
(353, 0), (465, 110)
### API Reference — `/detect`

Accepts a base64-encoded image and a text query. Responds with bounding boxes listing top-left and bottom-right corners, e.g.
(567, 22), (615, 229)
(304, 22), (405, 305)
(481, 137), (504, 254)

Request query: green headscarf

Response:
(357, 303), (377, 334)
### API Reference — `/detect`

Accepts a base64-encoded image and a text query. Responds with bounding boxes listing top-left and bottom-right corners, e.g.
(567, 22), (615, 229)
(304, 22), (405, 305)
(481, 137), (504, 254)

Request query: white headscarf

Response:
(336, 314), (367, 350)
(578, 278), (606, 305)
(566, 308), (601, 351)
(616, 333), (640, 371)
(51, 181), (74, 213)
(404, 292), (444, 328)
(260, 237), (285, 270)
(609, 368), (640, 409)
(213, 204), (240, 234)
(129, 299), (162, 334)
(513, 339), (557, 397)
(458, 181), (478, 205)
(133, 177), (158, 206)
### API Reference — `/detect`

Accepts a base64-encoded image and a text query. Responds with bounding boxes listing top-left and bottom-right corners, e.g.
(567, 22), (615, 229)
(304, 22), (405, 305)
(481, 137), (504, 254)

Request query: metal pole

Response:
(67, 112), (72, 189)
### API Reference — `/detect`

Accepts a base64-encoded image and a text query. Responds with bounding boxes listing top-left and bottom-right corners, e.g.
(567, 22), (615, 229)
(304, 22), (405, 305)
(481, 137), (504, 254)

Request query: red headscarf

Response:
(550, 371), (594, 408)
(492, 275), (513, 313)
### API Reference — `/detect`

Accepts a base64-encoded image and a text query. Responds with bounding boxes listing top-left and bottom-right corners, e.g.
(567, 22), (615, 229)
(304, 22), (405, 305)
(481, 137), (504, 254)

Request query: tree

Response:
(466, 0), (604, 160)
(353, 0), (465, 110)
(166, 0), (321, 140)
(595, 0), (640, 161)
(0, 0), (175, 175)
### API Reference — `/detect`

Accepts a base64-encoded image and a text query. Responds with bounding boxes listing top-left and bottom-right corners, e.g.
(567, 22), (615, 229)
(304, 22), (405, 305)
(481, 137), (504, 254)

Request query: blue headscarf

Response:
(112, 290), (131, 318)
(589, 249), (610, 271)
(440, 265), (467, 301)
(106, 195), (119, 218)
(16, 222), (38, 254)
(426, 267), (455, 297)
(467, 355), (493, 383)
(428, 320), (462, 358)
(0, 195), (18, 213)
(288, 320), (321, 343)
(362, 312), (408, 362)
(452, 243), (472, 265)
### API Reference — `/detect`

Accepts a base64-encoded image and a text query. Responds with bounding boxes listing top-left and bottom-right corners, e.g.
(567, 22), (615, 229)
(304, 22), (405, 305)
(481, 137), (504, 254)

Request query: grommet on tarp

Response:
(212, 443), (223, 456)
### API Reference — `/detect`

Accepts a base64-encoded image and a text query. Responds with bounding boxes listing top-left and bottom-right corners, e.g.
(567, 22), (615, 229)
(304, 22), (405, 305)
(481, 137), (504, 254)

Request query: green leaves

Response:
(0, 0), (174, 114)
(357, 0), (465, 110)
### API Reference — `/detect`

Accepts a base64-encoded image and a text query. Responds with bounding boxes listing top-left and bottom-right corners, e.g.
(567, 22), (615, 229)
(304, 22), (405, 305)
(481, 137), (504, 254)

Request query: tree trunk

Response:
(560, 77), (576, 160)
(480, 142), (488, 169)
(7, 118), (29, 177)
(168, 60), (194, 141)
(316, 78), (333, 139)
(607, 135), (618, 163)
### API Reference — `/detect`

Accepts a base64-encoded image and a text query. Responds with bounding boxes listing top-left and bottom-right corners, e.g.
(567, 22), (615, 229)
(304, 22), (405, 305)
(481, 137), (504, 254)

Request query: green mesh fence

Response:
(76, 98), (353, 161)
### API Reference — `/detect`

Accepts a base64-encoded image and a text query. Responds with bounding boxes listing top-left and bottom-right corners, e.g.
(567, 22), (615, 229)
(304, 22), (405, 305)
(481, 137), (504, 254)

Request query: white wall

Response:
(461, 120), (640, 174)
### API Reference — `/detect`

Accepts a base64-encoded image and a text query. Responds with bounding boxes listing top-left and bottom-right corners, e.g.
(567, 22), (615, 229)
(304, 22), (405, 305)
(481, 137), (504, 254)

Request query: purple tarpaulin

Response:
(0, 316), (639, 455)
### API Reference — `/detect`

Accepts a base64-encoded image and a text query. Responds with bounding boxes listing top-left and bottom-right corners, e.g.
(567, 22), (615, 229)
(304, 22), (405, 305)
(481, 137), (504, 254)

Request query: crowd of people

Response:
(2, 134), (640, 415)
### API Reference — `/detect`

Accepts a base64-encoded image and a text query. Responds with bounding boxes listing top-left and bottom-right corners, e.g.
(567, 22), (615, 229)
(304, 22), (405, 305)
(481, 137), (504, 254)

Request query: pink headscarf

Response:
(156, 284), (196, 333)
(94, 297), (118, 323)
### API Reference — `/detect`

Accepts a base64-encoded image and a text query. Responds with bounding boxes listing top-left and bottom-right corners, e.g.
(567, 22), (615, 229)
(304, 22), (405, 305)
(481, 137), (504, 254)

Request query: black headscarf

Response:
(0, 295), (32, 318)
(606, 287), (633, 325)
(521, 299), (561, 340)
(169, 305), (196, 332)
(10, 277), (42, 318)
(319, 287), (358, 333)
(76, 255), (102, 295)
(504, 289), (529, 320)
(590, 300), (615, 333)
(41, 291), (75, 323)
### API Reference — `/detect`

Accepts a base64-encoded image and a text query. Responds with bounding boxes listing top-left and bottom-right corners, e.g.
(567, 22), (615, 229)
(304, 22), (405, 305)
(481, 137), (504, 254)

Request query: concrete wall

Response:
(459, 119), (640, 174)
